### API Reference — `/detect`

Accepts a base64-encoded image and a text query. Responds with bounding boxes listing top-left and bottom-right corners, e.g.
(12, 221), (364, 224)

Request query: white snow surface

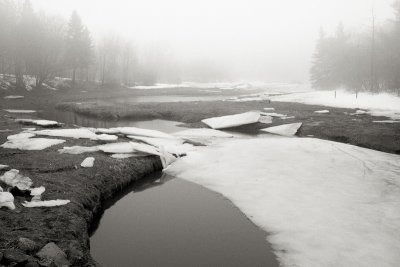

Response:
(0, 192), (15, 210)
(110, 153), (139, 159)
(7, 132), (36, 140)
(58, 146), (99, 155)
(97, 142), (143, 154)
(202, 111), (260, 129)
(4, 95), (24, 99)
(1, 137), (65, 150)
(373, 120), (400, 123)
(314, 110), (330, 114)
(22, 199), (70, 207)
(81, 157), (95, 168)
(4, 109), (36, 113)
(0, 164), (9, 170)
(272, 90), (400, 120)
(32, 128), (118, 141)
(165, 137), (400, 267)
(30, 186), (45, 196)
(127, 136), (193, 156)
(261, 122), (302, 137)
(0, 169), (32, 191)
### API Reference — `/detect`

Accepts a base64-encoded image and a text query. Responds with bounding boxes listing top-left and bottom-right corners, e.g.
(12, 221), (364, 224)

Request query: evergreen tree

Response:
(64, 11), (93, 85)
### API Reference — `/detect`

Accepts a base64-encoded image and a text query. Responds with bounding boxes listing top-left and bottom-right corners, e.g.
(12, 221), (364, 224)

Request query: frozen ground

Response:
(165, 136), (400, 267)
(271, 90), (400, 120)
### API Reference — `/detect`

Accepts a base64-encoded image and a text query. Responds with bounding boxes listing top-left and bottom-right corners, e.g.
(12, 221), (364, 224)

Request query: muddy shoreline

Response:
(0, 110), (163, 265)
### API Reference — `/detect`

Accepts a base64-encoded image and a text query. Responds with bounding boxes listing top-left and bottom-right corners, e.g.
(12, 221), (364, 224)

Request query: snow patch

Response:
(4, 95), (24, 99)
(0, 169), (32, 191)
(32, 128), (118, 141)
(4, 109), (36, 113)
(22, 199), (70, 208)
(58, 146), (99, 155)
(81, 157), (95, 168)
(314, 110), (330, 114)
(0, 192), (15, 210)
(1, 137), (65, 150)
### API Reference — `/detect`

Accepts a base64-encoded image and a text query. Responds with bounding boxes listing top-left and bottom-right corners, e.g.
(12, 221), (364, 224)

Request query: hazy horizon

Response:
(30, 0), (394, 83)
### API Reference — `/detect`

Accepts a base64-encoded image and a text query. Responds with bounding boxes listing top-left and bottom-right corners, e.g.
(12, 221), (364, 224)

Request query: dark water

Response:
(37, 109), (184, 132)
(90, 172), (278, 267)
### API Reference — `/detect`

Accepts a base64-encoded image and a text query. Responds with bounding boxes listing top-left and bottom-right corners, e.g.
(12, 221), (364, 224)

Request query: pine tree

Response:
(64, 11), (93, 85)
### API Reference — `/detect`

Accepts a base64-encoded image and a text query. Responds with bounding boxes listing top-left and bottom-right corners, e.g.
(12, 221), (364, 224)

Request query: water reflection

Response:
(90, 172), (278, 267)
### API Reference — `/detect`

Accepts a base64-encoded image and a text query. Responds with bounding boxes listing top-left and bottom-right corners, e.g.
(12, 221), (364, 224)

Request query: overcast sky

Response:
(31, 0), (394, 82)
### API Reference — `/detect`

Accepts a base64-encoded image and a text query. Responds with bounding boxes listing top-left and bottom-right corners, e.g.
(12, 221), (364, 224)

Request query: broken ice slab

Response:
(0, 191), (15, 210)
(201, 111), (260, 129)
(1, 137), (65, 150)
(259, 116), (273, 124)
(81, 157), (95, 168)
(0, 169), (33, 191)
(314, 110), (330, 114)
(22, 199), (70, 208)
(31, 128), (118, 141)
(260, 122), (302, 137)
(15, 119), (61, 127)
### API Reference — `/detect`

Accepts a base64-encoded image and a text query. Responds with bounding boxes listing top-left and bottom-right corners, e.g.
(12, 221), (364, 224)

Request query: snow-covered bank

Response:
(271, 90), (400, 120)
(165, 137), (400, 267)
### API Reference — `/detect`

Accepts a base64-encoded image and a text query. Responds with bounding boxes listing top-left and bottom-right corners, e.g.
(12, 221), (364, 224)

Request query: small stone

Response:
(18, 237), (40, 252)
(36, 243), (70, 267)
(25, 262), (40, 267)
(3, 249), (29, 263)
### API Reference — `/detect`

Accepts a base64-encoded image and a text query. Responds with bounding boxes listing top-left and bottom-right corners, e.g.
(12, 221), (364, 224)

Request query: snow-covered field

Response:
(165, 136), (400, 267)
(271, 90), (400, 120)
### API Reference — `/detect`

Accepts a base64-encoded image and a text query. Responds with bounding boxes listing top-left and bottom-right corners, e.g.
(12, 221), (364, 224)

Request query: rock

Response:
(25, 262), (40, 267)
(18, 237), (40, 253)
(3, 249), (30, 263)
(66, 241), (83, 265)
(0, 251), (3, 261)
(36, 243), (70, 267)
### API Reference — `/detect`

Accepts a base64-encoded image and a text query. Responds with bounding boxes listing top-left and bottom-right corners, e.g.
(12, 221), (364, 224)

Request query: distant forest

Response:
(311, 2), (400, 94)
(2, 0), (400, 93)
(0, 0), (188, 89)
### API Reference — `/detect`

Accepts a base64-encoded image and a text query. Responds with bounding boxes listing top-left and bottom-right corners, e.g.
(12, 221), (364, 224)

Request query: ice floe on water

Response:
(173, 128), (234, 138)
(261, 112), (288, 118)
(81, 157), (95, 168)
(165, 137), (400, 267)
(261, 122), (302, 137)
(104, 127), (174, 139)
(264, 107), (275, 111)
(16, 119), (61, 127)
(31, 128), (118, 141)
(202, 111), (260, 129)
(259, 115), (273, 124)
(4, 95), (24, 99)
(4, 109), (36, 113)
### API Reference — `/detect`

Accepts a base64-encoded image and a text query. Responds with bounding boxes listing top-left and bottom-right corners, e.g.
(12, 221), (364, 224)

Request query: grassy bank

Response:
(57, 100), (400, 154)
(0, 111), (162, 265)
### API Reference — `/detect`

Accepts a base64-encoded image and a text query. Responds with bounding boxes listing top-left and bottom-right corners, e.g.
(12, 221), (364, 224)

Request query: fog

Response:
(29, 0), (393, 83)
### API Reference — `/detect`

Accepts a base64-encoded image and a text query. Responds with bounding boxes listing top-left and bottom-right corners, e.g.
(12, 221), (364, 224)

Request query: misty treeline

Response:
(311, 2), (400, 94)
(0, 0), (183, 89)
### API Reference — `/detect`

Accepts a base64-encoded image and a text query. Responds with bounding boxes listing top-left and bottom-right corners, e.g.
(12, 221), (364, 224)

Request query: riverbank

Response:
(57, 99), (400, 154)
(0, 110), (162, 265)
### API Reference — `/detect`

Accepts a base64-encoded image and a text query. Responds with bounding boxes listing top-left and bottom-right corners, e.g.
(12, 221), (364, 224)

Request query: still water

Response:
(90, 172), (278, 267)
